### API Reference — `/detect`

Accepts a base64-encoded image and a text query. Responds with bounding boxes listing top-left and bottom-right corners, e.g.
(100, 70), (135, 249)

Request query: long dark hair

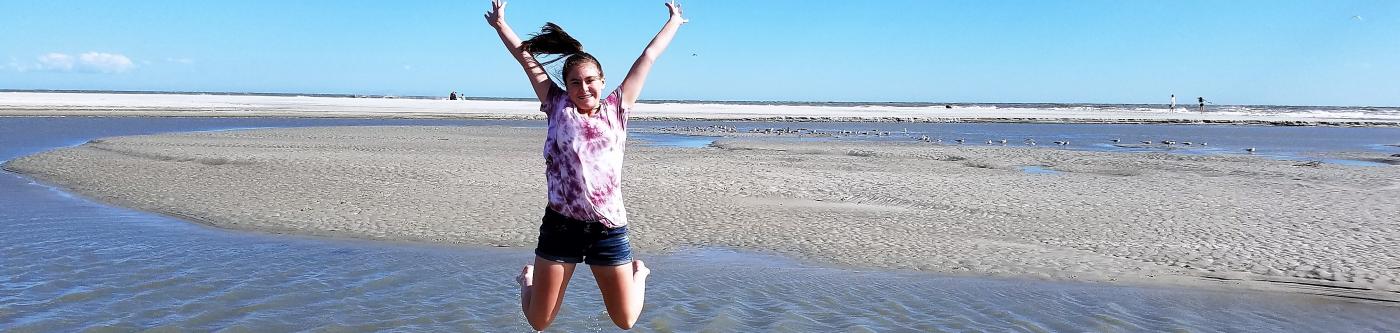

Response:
(520, 22), (602, 83)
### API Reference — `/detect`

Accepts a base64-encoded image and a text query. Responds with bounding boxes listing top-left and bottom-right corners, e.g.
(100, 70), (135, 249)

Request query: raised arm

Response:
(619, 1), (687, 109)
(485, 0), (553, 103)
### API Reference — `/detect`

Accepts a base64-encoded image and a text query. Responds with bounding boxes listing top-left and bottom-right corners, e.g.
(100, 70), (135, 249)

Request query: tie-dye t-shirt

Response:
(541, 84), (629, 228)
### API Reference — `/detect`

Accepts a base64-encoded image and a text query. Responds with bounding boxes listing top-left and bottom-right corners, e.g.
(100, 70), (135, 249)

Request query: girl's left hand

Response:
(666, 0), (687, 24)
(484, 0), (507, 28)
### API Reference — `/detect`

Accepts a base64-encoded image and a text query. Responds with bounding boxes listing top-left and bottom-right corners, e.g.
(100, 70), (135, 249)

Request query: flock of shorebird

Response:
(915, 135), (1258, 152)
(661, 126), (1262, 153)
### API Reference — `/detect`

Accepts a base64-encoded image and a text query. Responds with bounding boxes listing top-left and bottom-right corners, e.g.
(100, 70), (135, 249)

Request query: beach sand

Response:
(6, 125), (1399, 302)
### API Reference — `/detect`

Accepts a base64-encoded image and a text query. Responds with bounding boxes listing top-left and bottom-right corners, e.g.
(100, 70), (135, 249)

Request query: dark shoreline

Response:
(5, 88), (1397, 110)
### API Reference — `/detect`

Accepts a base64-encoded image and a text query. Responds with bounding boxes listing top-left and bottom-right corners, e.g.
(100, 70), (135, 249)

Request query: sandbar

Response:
(6, 125), (1400, 303)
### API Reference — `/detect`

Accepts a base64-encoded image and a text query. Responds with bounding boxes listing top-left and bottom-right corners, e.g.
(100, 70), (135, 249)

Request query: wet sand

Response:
(6, 125), (1399, 303)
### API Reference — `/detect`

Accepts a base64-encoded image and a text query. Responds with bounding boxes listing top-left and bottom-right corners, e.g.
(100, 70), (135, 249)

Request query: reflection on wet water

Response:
(3, 117), (1399, 331)
(1019, 166), (1062, 175)
(635, 121), (1400, 166)
(630, 132), (718, 148)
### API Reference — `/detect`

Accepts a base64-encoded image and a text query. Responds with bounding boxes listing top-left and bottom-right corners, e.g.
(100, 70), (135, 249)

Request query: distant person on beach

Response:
(1198, 96), (1206, 112)
(449, 91), (458, 100)
(1170, 94), (1176, 111)
(486, 0), (684, 330)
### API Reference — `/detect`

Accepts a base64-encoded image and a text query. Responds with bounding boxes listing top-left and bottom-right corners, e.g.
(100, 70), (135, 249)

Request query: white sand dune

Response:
(3, 92), (1398, 125)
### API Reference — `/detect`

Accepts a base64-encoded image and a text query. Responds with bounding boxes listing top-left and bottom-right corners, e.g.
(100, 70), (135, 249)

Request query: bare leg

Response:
(591, 260), (651, 330)
(519, 256), (576, 331)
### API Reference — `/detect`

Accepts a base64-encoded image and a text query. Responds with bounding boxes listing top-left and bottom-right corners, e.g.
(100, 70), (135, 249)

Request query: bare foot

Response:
(518, 264), (535, 287)
(518, 264), (534, 307)
(632, 260), (650, 284)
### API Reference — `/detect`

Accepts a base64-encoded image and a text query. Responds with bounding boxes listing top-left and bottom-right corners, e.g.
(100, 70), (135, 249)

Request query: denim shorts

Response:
(534, 208), (633, 266)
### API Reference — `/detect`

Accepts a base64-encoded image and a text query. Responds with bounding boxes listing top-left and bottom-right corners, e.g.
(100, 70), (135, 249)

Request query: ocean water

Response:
(3, 117), (1399, 332)
(635, 121), (1400, 164)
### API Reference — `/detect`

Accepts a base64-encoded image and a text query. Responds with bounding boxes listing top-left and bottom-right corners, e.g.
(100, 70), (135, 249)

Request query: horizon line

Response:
(2, 89), (1397, 109)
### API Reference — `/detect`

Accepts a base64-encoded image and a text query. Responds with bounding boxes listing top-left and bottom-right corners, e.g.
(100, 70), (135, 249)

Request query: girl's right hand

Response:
(484, 0), (506, 28)
(665, 0), (687, 24)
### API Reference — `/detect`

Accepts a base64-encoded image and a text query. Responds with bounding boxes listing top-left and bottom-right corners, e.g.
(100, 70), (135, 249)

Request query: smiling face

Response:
(563, 56), (604, 113)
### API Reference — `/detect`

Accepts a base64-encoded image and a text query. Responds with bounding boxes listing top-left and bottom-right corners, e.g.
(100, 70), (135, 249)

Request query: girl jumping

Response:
(485, 0), (685, 330)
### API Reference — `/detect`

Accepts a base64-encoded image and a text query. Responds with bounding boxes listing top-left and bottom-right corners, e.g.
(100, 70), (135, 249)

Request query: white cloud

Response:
(78, 52), (134, 73)
(4, 57), (24, 72)
(403, 64), (414, 71)
(37, 53), (75, 71)
(13, 52), (135, 73)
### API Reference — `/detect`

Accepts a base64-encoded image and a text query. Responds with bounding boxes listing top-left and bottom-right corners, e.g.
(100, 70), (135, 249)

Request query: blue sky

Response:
(1, 1), (1396, 106)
